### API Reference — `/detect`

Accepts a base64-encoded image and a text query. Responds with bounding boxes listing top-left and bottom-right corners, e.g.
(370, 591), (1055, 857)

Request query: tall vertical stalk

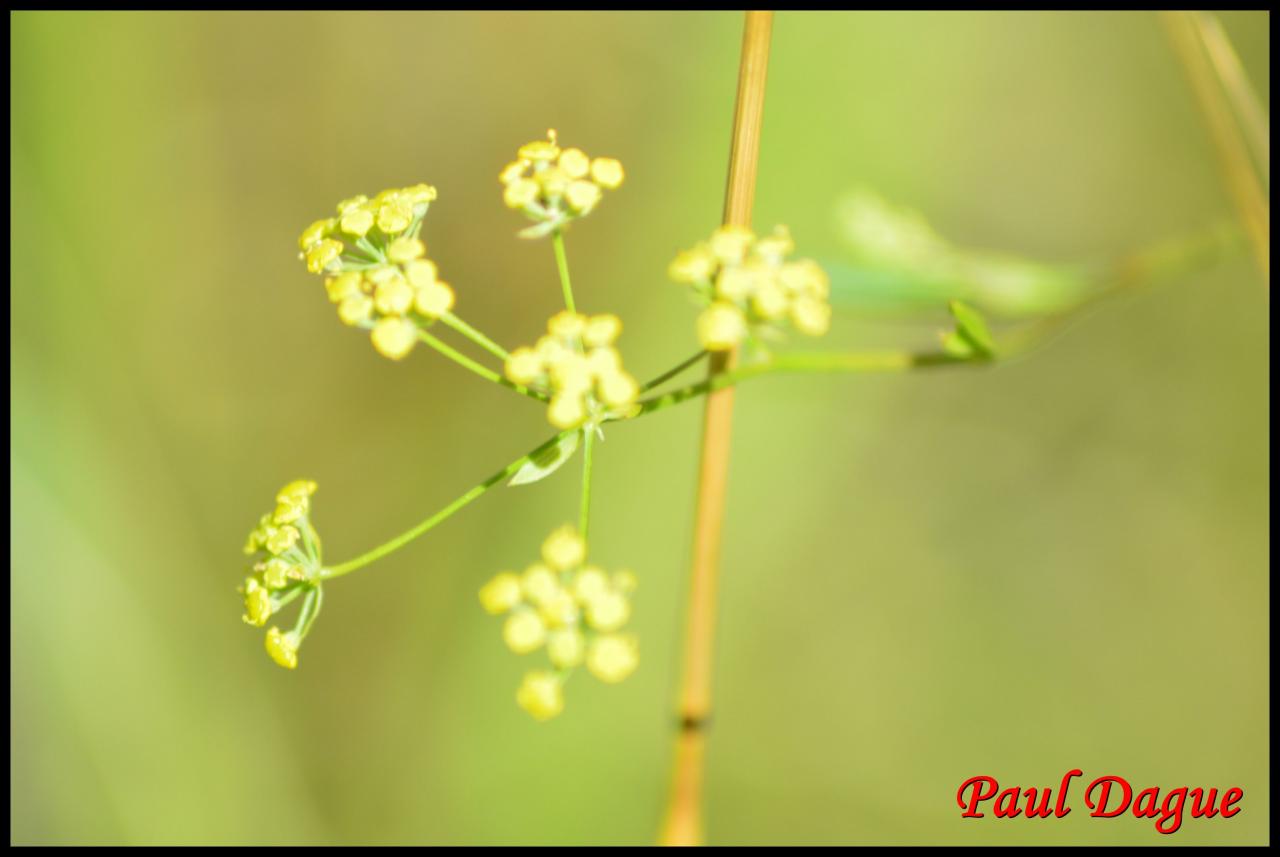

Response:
(1162, 11), (1269, 279)
(658, 11), (773, 847)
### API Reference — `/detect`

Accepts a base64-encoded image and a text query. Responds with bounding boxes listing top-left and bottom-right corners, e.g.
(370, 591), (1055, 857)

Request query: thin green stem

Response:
(632, 351), (964, 418)
(417, 329), (548, 402)
(579, 428), (596, 545)
(439, 311), (511, 361)
(321, 429), (575, 580)
(552, 229), (576, 313)
(296, 584), (323, 641)
(640, 350), (710, 393)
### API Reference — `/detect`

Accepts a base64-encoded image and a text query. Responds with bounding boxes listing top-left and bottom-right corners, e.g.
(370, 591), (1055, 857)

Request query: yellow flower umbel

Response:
(500, 130), (624, 238)
(298, 184), (457, 360)
(669, 225), (833, 351)
(504, 311), (640, 430)
(478, 524), (639, 720)
(241, 479), (326, 670)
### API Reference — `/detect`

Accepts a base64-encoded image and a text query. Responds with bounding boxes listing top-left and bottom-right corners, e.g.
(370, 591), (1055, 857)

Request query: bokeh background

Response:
(10, 11), (1269, 846)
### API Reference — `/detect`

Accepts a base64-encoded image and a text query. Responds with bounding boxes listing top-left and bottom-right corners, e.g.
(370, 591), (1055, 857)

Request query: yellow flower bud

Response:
(276, 480), (317, 504)
(503, 608), (547, 654)
(779, 259), (830, 299)
(548, 352), (591, 392)
(374, 277), (414, 316)
(516, 671), (564, 721)
(414, 281), (455, 319)
(404, 258), (439, 288)
(339, 207), (374, 238)
(590, 157), (624, 189)
(265, 525), (300, 556)
(791, 295), (832, 337)
(585, 590), (630, 632)
(299, 218), (335, 250)
(242, 579), (272, 627)
(547, 310), (586, 341)
(547, 628), (586, 669)
(260, 558), (292, 589)
(697, 302), (748, 351)
(387, 236), (426, 263)
(583, 314), (622, 347)
(573, 567), (609, 604)
(668, 247), (717, 284)
(499, 160), (527, 184)
(337, 295), (374, 326)
(336, 195), (369, 215)
(305, 239), (343, 274)
(504, 347), (544, 386)
(371, 317), (418, 360)
(586, 347), (621, 377)
(558, 148), (591, 179)
(547, 392), (588, 429)
(325, 272), (363, 303)
(587, 634), (638, 683)
(598, 369), (638, 408)
(754, 225), (795, 262)
(479, 572), (523, 615)
(542, 525), (586, 572)
(272, 500), (304, 525)
(715, 265), (759, 301)
(518, 131), (561, 162)
(751, 278), (789, 321)
(564, 180), (602, 213)
(401, 183), (437, 205)
(537, 588), (579, 629)
(265, 627), (299, 670)
(522, 563), (560, 606)
(376, 198), (413, 234)
(538, 167), (570, 198)
(710, 226), (754, 264)
(503, 178), (540, 209)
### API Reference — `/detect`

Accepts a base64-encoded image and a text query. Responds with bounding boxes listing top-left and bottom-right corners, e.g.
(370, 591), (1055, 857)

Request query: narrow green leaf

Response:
(508, 430), (581, 487)
(948, 299), (996, 358)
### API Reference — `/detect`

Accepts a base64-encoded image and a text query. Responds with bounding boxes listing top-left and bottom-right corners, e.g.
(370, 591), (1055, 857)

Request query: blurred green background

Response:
(10, 11), (1269, 846)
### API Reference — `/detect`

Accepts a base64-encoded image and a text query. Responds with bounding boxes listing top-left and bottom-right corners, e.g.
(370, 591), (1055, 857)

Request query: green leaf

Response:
(508, 430), (581, 487)
(948, 299), (996, 358)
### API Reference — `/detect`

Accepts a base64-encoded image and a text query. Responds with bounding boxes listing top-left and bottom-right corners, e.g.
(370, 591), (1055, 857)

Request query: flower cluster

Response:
(479, 525), (639, 720)
(668, 225), (833, 351)
(500, 130), (624, 238)
(241, 480), (324, 670)
(505, 311), (641, 429)
(298, 185), (457, 360)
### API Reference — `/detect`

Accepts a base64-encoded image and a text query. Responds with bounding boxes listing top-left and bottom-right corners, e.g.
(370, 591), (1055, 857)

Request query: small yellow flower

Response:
(414, 281), (455, 319)
(503, 608), (548, 654)
(585, 590), (630, 633)
(337, 295), (374, 326)
(325, 272), (363, 303)
(542, 526), (587, 572)
(479, 572), (522, 615)
(339, 206), (375, 238)
(697, 302), (748, 351)
(558, 148), (591, 179)
(564, 180), (602, 214)
(582, 314), (621, 347)
(590, 157), (624, 189)
(265, 525), (300, 556)
(791, 295), (832, 336)
(709, 226), (755, 264)
(503, 178), (540, 210)
(547, 628), (585, 669)
(370, 317), (418, 360)
(259, 557), (293, 589)
(305, 239), (344, 274)
(516, 671), (564, 721)
(668, 247), (717, 284)
(404, 258), (439, 288)
(504, 348), (543, 386)
(265, 627), (299, 670)
(387, 236), (426, 264)
(521, 563), (560, 607)
(299, 218), (335, 251)
(376, 197), (413, 234)
(572, 566), (609, 604)
(374, 277), (414, 316)
(242, 579), (272, 627)
(518, 130), (561, 162)
(586, 634), (638, 683)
